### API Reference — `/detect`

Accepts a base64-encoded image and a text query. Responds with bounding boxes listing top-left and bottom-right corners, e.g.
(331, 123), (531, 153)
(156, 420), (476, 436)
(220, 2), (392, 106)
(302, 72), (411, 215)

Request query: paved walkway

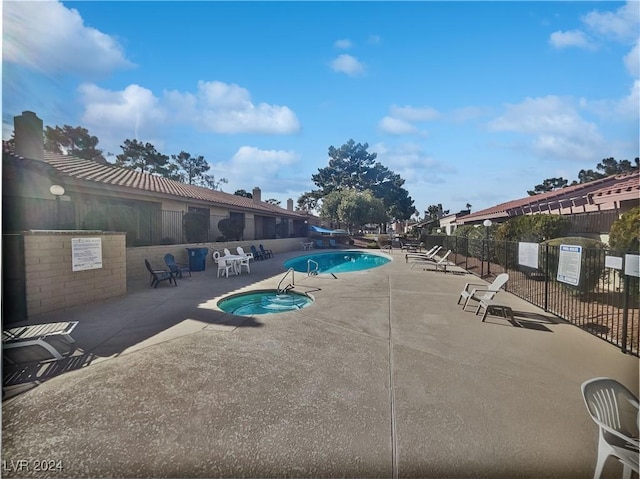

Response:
(2, 248), (638, 478)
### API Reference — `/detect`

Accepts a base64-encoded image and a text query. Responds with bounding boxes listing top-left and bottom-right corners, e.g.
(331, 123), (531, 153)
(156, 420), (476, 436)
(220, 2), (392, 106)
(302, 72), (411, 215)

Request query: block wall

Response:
(24, 231), (126, 316)
(126, 237), (306, 282)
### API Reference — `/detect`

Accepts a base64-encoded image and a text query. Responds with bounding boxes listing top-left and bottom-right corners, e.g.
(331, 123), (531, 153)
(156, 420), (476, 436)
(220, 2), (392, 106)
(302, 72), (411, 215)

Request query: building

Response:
(3, 111), (310, 245)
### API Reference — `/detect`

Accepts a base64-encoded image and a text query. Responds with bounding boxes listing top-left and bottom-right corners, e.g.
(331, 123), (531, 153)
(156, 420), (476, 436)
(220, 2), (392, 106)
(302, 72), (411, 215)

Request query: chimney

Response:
(287, 198), (294, 211)
(252, 187), (261, 203)
(14, 111), (44, 160)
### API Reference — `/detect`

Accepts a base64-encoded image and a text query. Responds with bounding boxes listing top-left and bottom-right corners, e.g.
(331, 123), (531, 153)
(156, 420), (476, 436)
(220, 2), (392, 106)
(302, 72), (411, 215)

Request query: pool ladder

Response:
(277, 268), (295, 294)
(307, 259), (319, 276)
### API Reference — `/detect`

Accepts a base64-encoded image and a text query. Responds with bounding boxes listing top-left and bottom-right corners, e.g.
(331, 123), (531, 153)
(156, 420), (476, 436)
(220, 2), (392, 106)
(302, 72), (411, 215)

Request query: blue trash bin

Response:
(186, 247), (208, 272)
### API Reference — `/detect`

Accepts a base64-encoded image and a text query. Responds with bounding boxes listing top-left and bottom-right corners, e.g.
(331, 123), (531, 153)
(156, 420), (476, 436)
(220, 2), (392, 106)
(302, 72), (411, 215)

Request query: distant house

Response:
(3, 111), (310, 245)
(444, 172), (639, 239)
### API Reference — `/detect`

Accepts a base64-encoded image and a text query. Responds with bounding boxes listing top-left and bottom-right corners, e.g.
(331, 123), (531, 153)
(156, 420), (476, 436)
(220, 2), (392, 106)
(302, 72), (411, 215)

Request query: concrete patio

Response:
(2, 247), (638, 478)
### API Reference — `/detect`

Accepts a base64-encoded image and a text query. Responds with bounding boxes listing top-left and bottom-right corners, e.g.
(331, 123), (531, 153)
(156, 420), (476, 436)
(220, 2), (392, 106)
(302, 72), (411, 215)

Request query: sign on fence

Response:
(518, 242), (539, 269)
(624, 254), (640, 277)
(605, 255), (623, 270)
(557, 244), (582, 286)
(72, 237), (103, 271)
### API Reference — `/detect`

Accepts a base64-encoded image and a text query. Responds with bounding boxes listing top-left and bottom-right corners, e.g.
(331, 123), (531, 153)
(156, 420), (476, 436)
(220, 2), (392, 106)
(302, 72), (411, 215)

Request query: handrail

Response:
(307, 259), (319, 276)
(277, 268), (295, 294)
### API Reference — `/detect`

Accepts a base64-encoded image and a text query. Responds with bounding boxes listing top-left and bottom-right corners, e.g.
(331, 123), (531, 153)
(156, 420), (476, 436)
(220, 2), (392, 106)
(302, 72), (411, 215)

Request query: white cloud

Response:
(582, 1), (640, 42)
(78, 80), (301, 145)
(371, 142), (456, 185)
(330, 54), (366, 77)
(487, 96), (605, 161)
(624, 39), (640, 77)
(389, 105), (440, 122)
(377, 104), (440, 136)
(549, 30), (594, 49)
(368, 34), (381, 45)
(209, 146), (301, 194)
(378, 117), (419, 135)
(3, 0), (132, 76)
(79, 83), (166, 146)
(334, 39), (353, 49)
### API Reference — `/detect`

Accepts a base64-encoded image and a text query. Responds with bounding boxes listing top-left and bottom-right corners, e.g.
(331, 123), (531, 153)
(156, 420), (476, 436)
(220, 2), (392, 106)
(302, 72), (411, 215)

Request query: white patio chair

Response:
(581, 377), (639, 479)
(237, 246), (254, 262)
(458, 273), (509, 311)
(217, 258), (234, 278)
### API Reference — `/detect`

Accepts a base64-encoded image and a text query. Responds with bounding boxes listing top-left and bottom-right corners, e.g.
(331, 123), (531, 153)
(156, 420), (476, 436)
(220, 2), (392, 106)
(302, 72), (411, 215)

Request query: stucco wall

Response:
(126, 237), (307, 282)
(24, 231), (127, 317)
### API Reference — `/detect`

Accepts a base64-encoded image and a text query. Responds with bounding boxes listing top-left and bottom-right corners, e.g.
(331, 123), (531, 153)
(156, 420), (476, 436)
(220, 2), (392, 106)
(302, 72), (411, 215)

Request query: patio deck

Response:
(2, 248), (638, 478)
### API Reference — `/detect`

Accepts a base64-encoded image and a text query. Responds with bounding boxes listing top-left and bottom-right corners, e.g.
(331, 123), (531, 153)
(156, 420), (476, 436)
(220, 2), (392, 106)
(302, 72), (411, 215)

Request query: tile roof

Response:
(458, 171), (639, 224)
(4, 144), (306, 219)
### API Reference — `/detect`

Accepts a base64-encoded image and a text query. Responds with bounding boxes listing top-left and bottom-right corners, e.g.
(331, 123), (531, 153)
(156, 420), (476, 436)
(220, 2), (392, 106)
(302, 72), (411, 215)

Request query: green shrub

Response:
(541, 236), (606, 293)
(183, 212), (209, 243)
(609, 207), (640, 252)
(217, 217), (243, 241)
(495, 214), (570, 243)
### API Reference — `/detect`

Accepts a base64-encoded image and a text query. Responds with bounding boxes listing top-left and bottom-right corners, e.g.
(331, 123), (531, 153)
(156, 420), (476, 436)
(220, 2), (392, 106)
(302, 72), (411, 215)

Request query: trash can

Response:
(186, 247), (209, 272)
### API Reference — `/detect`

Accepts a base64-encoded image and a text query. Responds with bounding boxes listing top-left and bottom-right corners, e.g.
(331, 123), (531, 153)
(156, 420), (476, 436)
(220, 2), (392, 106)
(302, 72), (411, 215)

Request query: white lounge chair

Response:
(458, 273), (509, 311)
(581, 377), (639, 479)
(414, 250), (453, 272)
(405, 245), (441, 263)
(3, 321), (78, 362)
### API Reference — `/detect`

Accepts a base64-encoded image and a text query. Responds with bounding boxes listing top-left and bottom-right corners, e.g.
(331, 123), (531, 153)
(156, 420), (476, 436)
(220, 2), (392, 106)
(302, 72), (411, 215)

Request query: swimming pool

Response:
(218, 290), (313, 315)
(283, 250), (391, 274)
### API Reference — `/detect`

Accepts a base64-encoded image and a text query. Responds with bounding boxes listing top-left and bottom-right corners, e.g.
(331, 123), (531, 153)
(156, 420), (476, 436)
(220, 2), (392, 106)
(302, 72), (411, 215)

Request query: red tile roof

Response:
(458, 171), (639, 224)
(4, 144), (306, 219)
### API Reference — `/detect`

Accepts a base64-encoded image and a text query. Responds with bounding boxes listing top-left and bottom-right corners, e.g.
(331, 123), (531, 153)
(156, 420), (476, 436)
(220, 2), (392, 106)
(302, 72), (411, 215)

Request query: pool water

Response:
(218, 290), (313, 315)
(283, 250), (391, 274)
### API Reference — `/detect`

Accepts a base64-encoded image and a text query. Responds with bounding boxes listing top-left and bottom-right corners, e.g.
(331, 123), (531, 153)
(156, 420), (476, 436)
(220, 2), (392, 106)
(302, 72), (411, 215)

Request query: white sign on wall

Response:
(557, 244), (582, 286)
(518, 242), (539, 269)
(72, 237), (103, 272)
(624, 254), (640, 278)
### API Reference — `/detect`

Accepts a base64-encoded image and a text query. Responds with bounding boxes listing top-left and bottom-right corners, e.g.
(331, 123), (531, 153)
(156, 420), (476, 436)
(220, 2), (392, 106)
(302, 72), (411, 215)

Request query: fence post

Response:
(621, 273), (630, 354)
(481, 239), (485, 278)
(544, 243), (549, 312)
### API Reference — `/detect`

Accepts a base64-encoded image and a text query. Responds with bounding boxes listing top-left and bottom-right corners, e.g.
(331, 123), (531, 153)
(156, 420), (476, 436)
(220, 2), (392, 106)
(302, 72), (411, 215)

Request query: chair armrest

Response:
(596, 419), (640, 449)
(462, 282), (486, 292)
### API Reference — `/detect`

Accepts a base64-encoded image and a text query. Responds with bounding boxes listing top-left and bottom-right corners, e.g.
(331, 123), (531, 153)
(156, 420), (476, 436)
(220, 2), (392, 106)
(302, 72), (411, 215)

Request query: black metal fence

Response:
(423, 235), (639, 356)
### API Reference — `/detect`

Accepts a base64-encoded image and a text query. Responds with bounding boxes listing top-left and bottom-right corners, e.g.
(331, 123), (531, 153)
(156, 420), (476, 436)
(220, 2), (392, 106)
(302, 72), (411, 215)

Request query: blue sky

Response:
(3, 1), (639, 217)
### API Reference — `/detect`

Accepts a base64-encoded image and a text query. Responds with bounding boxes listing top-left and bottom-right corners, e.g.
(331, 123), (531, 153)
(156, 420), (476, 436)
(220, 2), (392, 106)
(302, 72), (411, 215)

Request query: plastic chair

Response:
(581, 377), (639, 479)
(144, 259), (177, 288)
(458, 273), (509, 311)
(237, 246), (254, 261)
(216, 258), (233, 278)
(259, 244), (273, 258)
(164, 253), (191, 279)
(250, 245), (265, 260)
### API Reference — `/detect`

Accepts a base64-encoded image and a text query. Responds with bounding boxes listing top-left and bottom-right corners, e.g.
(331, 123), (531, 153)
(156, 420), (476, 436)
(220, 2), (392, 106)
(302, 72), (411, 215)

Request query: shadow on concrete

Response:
(3, 352), (98, 400)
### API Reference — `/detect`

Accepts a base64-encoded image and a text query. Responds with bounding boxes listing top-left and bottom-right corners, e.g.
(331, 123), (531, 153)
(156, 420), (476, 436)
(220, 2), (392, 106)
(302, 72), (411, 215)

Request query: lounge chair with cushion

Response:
(164, 253), (191, 279)
(581, 377), (639, 479)
(315, 239), (326, 249)
(144, 259), (177, 288)
(329, 239), (338, 248)
(458, 273), (509, 311)
(3, 321), (79, 362)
